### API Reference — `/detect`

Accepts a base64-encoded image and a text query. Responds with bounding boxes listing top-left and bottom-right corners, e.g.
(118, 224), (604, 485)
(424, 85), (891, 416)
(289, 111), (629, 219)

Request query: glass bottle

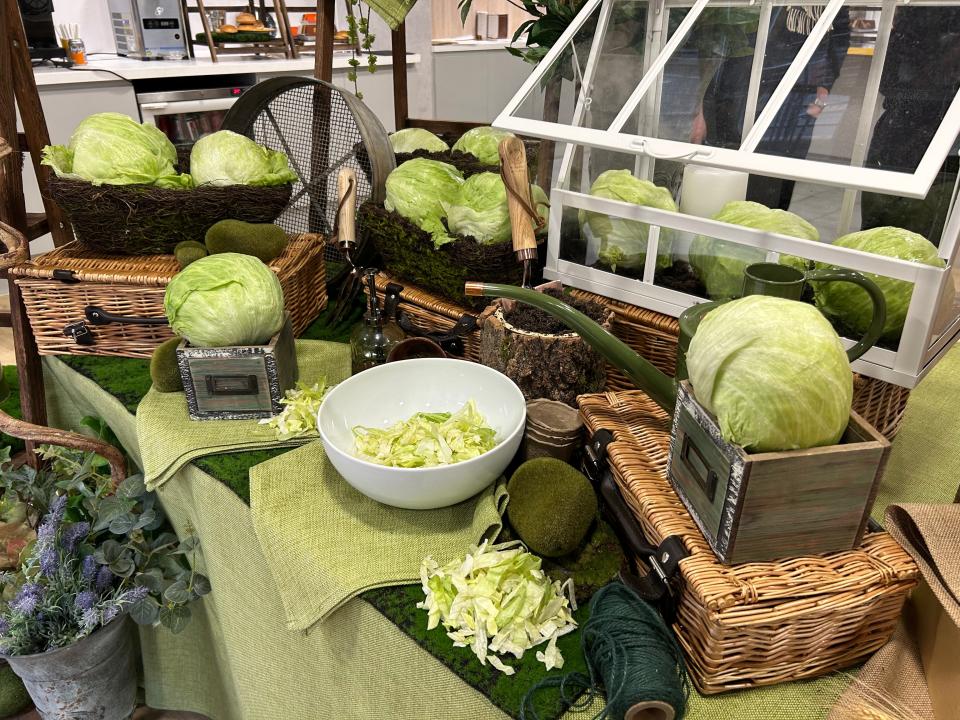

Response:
(350, 309), (404, 374)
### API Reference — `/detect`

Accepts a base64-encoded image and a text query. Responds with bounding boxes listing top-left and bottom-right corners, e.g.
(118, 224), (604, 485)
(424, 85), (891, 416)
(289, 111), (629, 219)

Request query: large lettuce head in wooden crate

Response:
(687, 295), (853, 452)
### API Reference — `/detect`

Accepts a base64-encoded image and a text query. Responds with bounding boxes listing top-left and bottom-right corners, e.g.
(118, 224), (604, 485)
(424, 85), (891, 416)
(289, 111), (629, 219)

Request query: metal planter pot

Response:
(3, 615), (136, 720)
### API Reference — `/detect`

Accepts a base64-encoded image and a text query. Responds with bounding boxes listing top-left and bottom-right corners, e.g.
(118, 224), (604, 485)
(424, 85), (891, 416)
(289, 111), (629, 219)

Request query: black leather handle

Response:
(85, 306), (168, 327)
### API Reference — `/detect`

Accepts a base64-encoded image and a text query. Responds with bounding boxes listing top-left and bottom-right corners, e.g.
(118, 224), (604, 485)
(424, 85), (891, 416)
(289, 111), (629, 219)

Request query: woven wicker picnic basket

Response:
(570, 288), (913, 441)
(10, 234), (326, 359)
(578, 389), (919, 694)
(365, 273), (495, 362)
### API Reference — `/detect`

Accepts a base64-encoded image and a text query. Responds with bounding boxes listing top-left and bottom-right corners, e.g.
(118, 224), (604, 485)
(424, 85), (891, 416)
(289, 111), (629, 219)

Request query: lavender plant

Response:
(0, 430), (209, 656)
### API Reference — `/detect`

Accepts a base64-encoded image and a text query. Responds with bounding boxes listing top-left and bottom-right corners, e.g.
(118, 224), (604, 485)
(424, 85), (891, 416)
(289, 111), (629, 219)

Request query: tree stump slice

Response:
(479, 309), (610, 406)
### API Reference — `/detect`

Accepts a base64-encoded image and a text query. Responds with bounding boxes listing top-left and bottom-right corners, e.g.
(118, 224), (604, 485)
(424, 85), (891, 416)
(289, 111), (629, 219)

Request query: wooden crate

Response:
(668, 381), (889, 564)
(177, 315), (298, 421)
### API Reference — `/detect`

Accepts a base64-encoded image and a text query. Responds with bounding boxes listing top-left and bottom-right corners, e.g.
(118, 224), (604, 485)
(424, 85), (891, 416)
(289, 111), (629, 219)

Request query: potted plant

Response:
(0, 424), (210, 720)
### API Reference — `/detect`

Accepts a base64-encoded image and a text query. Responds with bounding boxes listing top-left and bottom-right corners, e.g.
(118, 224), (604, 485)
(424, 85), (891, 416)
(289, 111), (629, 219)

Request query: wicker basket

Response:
(47, 176), (293, 255)
(10, 235), (326, 359)
(578, 390), (919, 694)
(365, 273), (495, 362)
(570, 288), (913, 441)
(359, 203), (526, 309)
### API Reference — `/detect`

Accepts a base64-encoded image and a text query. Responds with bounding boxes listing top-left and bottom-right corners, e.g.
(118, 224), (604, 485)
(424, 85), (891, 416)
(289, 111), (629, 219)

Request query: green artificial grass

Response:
(363, 585), (590, 720)
(193, 448), (293, 505)
(58, 355), (152, 415)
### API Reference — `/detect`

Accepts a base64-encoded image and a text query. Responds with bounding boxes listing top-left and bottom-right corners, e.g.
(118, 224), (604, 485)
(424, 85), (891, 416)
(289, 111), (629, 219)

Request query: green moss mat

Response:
(1, 365), (25, 455)
(193, 448), (293, 505)
(57, 355), (151, 415)
(364, 584), (591, 720)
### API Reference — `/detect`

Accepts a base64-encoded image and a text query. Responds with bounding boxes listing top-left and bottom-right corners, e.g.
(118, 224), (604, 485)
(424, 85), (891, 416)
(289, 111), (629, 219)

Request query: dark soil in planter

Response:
(504, 287), (608, 335)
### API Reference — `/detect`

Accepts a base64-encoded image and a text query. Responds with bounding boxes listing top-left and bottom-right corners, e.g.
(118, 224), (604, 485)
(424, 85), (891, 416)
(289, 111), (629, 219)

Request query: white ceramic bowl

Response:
(318, 358), (526, 509)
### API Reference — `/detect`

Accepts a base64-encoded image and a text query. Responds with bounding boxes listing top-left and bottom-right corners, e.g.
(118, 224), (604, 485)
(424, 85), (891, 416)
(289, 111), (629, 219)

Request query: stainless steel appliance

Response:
(108, 0), (189, 59)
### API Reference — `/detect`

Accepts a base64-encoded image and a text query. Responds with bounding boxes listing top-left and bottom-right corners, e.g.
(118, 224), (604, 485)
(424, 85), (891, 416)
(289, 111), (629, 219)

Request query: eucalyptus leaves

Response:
(0, 433), (209, 656)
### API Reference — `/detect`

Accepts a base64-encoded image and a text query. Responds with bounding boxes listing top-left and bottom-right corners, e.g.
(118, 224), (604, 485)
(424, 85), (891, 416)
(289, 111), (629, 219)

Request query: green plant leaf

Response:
(109, 514), (137, 535)
(192, 574), (212, 597)
(164, 579), (192, 604)
(160, 605), (192, 634)
(149, 532), (179, 552)
(109, 556), (135, 578)
(117, 475), (146, 500)
(129, 596), (160, 626)
(95, 539), (123, 564)
(458, 0), (473, 25)
(136, 568), (165, 593)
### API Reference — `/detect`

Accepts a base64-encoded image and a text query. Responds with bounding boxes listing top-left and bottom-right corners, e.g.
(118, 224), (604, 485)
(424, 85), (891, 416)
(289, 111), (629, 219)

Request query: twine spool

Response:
(520, 583), (688, 720)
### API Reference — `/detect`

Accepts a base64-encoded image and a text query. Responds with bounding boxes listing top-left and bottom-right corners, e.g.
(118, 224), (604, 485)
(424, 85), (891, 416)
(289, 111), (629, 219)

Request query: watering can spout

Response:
(464, 282), (678, 414)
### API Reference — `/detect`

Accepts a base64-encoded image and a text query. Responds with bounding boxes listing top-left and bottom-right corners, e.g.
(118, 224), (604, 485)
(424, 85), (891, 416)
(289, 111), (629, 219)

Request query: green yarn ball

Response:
(150, 337), (183, 393)
(205, 219), (288, 263)
(0, 664), (31, 717)
(174, 240), (208, 269)
(507, 458), (598, 558)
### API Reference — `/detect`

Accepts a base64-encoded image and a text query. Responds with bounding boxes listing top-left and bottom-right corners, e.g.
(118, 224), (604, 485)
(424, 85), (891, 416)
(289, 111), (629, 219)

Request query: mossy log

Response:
(479, 309), (608, 406)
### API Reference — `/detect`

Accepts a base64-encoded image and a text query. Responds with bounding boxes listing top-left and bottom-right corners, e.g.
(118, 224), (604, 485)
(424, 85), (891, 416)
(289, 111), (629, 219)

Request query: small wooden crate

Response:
(177, 315), (297, 421)
(578, 389), (918, 693)
(365, 273), (496, 362)
(570, 288), (913, 441)
(9, 235), (326, 359)
(668, 381), (889, 564)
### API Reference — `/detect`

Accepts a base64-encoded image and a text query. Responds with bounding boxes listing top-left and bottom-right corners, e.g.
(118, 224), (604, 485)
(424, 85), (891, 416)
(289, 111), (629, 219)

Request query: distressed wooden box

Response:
(176, 314), (298, 421)
(667, 381), (890, 564)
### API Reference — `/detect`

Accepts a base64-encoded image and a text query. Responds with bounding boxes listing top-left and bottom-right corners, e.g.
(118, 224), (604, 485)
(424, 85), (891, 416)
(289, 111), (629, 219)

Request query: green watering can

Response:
(465, 262), (886, 414)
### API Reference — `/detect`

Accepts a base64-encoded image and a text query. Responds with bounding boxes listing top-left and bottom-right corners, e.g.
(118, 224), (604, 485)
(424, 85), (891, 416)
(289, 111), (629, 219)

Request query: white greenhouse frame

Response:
(495, 0), (960, 388)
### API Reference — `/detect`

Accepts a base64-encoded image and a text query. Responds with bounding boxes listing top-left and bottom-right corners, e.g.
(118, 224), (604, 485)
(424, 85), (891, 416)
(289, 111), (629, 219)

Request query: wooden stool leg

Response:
(8, 277), (46, 462)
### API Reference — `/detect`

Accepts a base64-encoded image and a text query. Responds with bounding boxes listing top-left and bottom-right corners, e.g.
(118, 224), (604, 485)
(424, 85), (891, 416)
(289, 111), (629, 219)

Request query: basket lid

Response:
(10, 235), (321, 285)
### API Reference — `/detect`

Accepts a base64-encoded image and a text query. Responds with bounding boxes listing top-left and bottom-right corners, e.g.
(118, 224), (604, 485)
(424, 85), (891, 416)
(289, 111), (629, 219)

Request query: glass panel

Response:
(753, 4), (960, 176)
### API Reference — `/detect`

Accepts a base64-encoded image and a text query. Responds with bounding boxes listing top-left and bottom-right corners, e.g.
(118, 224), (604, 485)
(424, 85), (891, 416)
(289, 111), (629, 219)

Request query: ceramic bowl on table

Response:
(317, 358), (526, 509)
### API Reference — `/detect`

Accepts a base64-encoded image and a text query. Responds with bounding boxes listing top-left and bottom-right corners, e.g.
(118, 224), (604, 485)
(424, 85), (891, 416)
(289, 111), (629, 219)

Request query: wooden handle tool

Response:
(336, 166), (357, 252)
(499, 136), (538, 266)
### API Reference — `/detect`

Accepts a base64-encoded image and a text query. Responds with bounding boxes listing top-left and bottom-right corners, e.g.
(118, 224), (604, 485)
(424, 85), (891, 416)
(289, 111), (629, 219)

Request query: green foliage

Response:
(0, 427), (209, 654)
(344, 0), (377, 99)
(204, 220), (288, 263)
(174, 241), (208, 269)
(687, 296), (853, 452)
(507, 458), (597, 557)
(0, 663), (30, 716)
(149, 338), (184, 393)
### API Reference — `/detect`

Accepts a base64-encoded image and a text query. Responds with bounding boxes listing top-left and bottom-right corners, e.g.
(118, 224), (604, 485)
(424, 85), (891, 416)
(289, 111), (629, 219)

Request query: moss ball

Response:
(174, 241), (208, 269)
(205, 219), (288, 263)
(0, 663), (31, 717)
(507, 458), (598, 558)
(150, 337), (184, 393)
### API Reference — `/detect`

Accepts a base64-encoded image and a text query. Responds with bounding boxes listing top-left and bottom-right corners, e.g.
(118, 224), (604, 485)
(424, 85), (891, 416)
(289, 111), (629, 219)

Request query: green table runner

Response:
(251, 441), (508, 630)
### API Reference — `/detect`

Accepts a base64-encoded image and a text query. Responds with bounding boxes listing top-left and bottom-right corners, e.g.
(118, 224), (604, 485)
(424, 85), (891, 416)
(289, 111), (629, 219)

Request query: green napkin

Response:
(137, 340), (351, 490)
(250, 440), (508, 632)
(367, 0), (418, 29)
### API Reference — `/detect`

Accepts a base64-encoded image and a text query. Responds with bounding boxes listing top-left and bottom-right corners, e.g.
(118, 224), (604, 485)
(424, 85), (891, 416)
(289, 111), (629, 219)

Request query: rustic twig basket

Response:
(570, 288), (913, 441)
(47, 176), (293, 255)
(578, 389), (919, 694)
(10, 235), (326, 358)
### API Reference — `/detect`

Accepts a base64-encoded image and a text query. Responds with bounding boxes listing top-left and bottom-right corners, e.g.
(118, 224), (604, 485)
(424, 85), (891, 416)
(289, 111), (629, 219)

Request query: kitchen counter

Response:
(432, 39), (515, 53)
(33, 52), (421, 87)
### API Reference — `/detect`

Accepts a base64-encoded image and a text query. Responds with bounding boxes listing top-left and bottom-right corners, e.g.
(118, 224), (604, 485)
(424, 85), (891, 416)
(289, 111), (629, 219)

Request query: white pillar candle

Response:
(679, 165), (749, 219)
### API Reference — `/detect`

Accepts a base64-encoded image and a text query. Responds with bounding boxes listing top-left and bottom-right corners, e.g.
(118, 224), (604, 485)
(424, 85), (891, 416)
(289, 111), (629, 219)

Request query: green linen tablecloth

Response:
(39, 343), (960, 720)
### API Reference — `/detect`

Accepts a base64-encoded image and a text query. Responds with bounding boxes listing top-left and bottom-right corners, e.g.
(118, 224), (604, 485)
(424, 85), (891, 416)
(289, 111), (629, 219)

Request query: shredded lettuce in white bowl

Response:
(352, 399), (498, 467)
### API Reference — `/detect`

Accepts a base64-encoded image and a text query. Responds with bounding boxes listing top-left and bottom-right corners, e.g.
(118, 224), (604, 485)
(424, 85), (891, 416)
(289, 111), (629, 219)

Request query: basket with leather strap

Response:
(578, 389), (919, 694)
(570, 288), (912, 441)
(9, 235), (326, 359)
(364, 273), (495, 362)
